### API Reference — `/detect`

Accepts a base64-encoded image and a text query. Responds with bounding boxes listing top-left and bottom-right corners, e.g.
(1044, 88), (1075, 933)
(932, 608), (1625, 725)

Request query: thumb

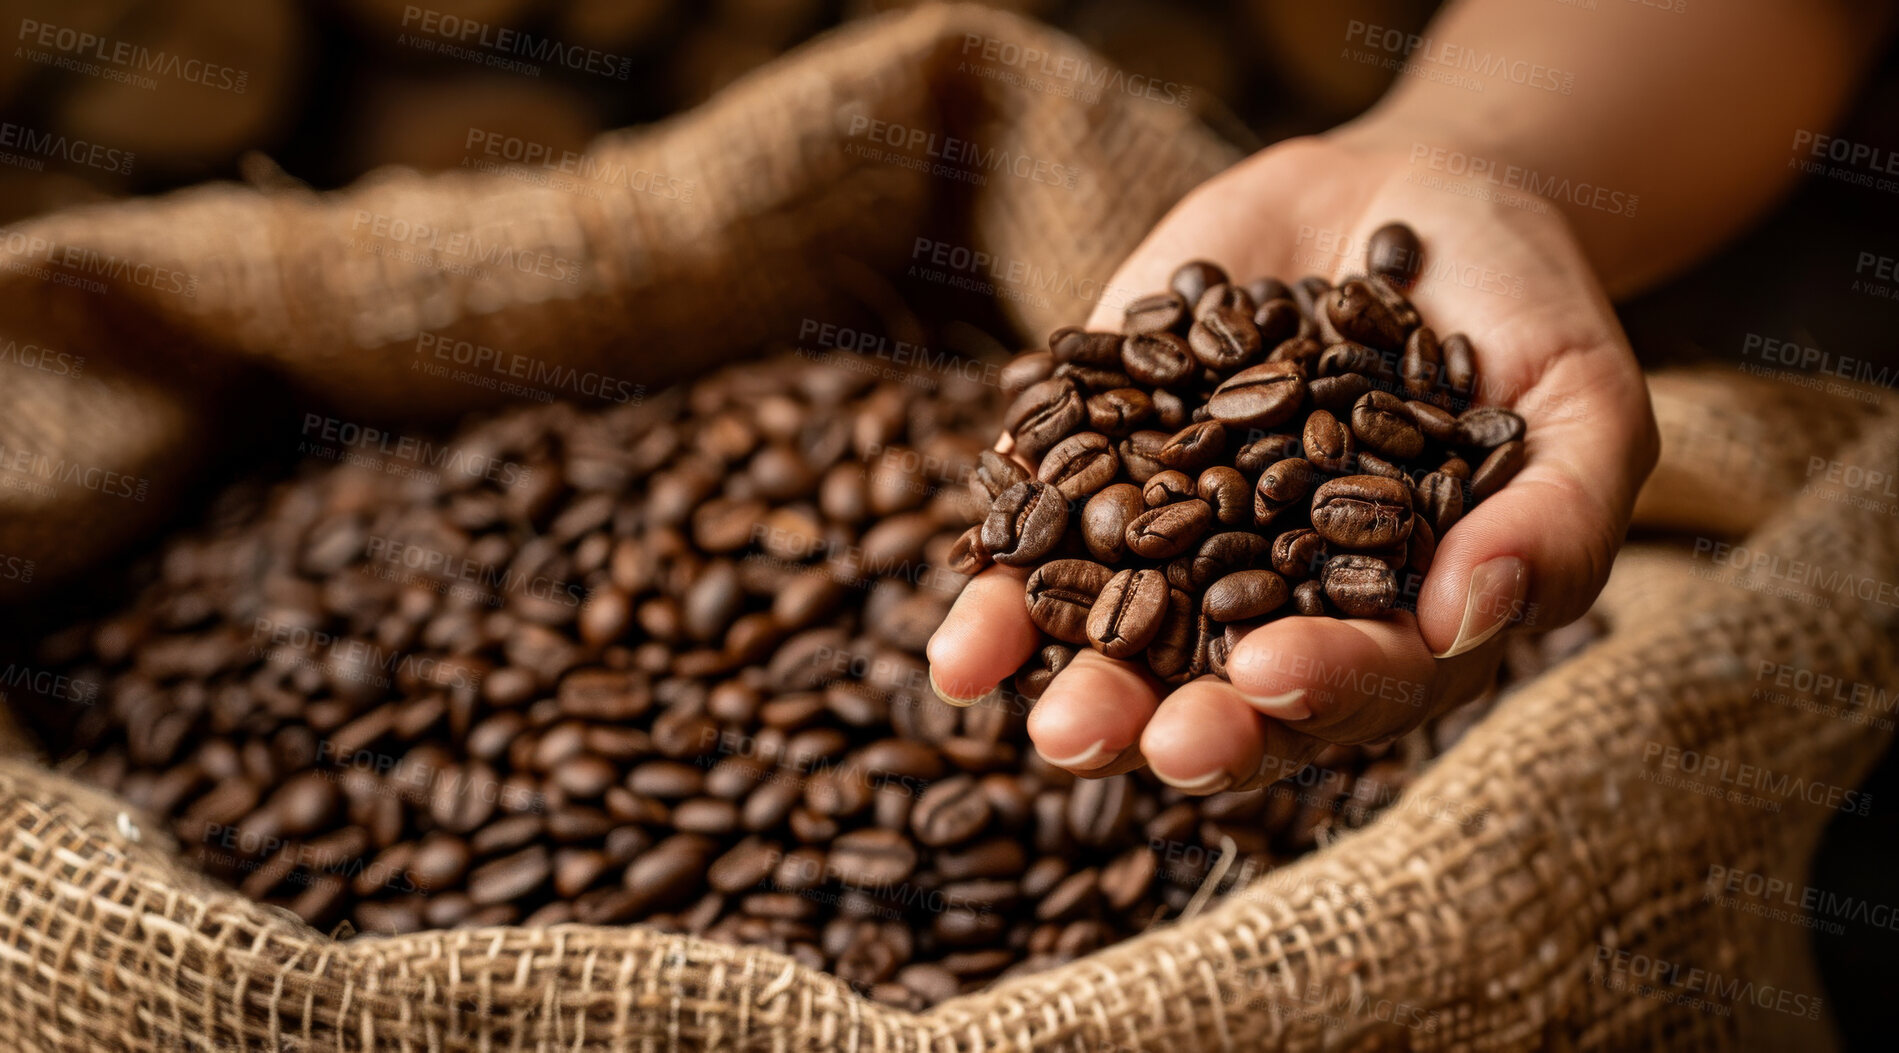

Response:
(1417, 343), (1657, 657)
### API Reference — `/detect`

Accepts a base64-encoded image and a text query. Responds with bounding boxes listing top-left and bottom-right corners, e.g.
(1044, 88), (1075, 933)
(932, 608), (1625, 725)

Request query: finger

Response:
(1232, 720), (1328, 792)
(925, 565), (1036, 704)
(1418, 347), (1657, 657)
(1026, 649), (1160, 775)
(1138, 676), (1265, 794)
(1223, 613), (1438, 744)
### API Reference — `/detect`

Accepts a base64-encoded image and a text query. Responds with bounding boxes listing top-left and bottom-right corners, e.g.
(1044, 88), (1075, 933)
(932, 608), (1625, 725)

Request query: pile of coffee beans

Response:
(13, 345), (1561, 1011)
(953, 224), (1527, 682)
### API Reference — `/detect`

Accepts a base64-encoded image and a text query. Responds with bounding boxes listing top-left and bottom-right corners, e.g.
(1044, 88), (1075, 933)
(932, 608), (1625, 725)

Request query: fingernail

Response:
(1240, 688), (1310, 721)
(1039, 738), (1113, 770)
(928, 667), (987, 708)
(1153, 765), (1233, 795)
(1436, 555), (1528, 659)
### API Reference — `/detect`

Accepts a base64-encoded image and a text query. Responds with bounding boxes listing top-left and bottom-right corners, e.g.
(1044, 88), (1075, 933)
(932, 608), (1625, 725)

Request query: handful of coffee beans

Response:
(955, 223), (1527, 684)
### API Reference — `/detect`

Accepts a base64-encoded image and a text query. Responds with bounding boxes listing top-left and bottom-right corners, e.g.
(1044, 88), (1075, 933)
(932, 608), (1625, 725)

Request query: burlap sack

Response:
(2, 5), (1894, 1050)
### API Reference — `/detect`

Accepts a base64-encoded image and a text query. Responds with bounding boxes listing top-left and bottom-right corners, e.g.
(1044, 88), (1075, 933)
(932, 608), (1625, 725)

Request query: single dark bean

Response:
(1187, 307), (1262, 371)
(1416, 471), (1465, 535)
(1120, 332), (1196, 387)
(1270, 528), (1327, 581)
(1326, 277), (1413, 350)
(1142, 470), (1196, 508)
(982, 481), (1069, 567)
(1125, 500), (1213, 560)
(946, 526), (992, 576)
(1080, 484), (1145, 562)
(1441, 333), (1477, 400)
(1085, 389), (1154, 435)
(1351, 390), (1424, 460)
(1196, 467), (1250, 527)
(1124, 291), (1186, 334)
(1321, 555), (1399, 617)
(1038, 432), (1119, 500)
(1048, 327), (1125, 368)
(1156, 420), (1226, 473)
(1143, 589), (1200, 683)
(1471, 440), (1526, 501)
(1407, 400), (1456, 443)
(1024, 559), (1116, 644)
(1255, 457), (1318, 527)
(1453, 406), (1526, 449)
(1309, 475), (1416, 549)
(1367, 222), (1423, 288)
(1302, 410), (1355, 473)
(1293, 579), (1327, 616)
(912, 774), (993, 847)
(1117, 430), (1170, 484)
(1253, 298), (1303, 347)
(974, 449), (1029, 499)
(1190, 532), (1272, 590)
(1086, 569), (1170, 659)
(1307, 372), (1373, 412)
(1203, 570), (1289, 622)
(1003, 378), (1085, 459)
(1207, 362), (1306, 428)
(1169, 260), (1227, 306)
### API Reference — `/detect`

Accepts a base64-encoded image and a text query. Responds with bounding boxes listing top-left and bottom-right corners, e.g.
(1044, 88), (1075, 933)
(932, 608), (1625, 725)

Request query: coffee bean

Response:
(1302, 410), (1355, 473)
(1310, 475), (1415, 549)
(1351, 390), (1424, 460)
(1024, 559), (1116, 645)
(1079, 484), (1144, 562)
(1120, 333), (1195, 387)
(1085, 569), (1170, 659)
(1190, 532), (1272, 590)
(1366, 223), (1423, 287)
(1203, 570), (1289, 622)
(1143, 589), (1200, 682)
(1270, 528), (1327, 580)
(1233, 433), (1301, 475)
(1156, 421), (1226, 473)
(1416, 472), (1465, 535)
(946, 526), (992, 576)
(1253, 298), (1302, 347)
(1085, 388), (1154, 435)
(1000, 350), (1056, 395)
(1123, 292), (1186, 334)
(1321, 555), (1399, 617)
(982, 481), (1068, 567)
(1141, 470), (1195, 508)
(1169, 260), (1227, 306)
(1293, 579), (1327, 616)
(467, 846), (550, 905)
(1440, 333), (1477, 401)
(1037, 432), (1119, 500)
(1066, 775), (1135, 846)
(1206, 362), (1306, 428)
(1471, 440), (1526, 501)
(1188, 307), (1262, 371)
(1254, 457), (1318, 527)
(1049, 327), (1124, 368)
(1453, 406), (1526, 449)
(1003, 378), (1085, 459)
(1407, 399), (1456, 443)
(829, 827), (919, 886)
(1307, 372), (1373, 412)
(974, 449), (1029, 500)
(1125, 500), (1212, 560)
(1195, 467), (1251, 526)
(1400, 326), (1442, 403)
(1326, 277), (1413, 350)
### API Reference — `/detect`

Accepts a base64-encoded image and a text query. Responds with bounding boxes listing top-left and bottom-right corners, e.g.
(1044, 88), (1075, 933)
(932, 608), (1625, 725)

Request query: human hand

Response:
(927, 128), (1658, 793)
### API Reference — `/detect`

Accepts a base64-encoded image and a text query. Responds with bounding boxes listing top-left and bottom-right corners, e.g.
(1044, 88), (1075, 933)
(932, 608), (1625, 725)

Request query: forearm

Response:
(1332, 0), (1885, 296)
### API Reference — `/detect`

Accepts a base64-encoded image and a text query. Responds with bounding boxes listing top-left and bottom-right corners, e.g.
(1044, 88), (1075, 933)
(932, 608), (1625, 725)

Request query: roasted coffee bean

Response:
(1326, 277), (1416, 351)
(1037, 432), (1119, 500)
(1055, 362), (1136, 393)
(1189, 532), (1272, 590)
(1086, 569), (1170, 659)
(1004, 378), (1085, 458)
(1254, 457), (1318, 526)
(1439, 455), (1472, 480)
(1302, 410), (1355, 473)
(1123, 292), (1186, 334)
(1169, 260), (1227, 306)
(1000, 349), (1056, 395)
(1156, 421), (1226, 473)
(1416, 472), (1465, 535)
(1187, 307), (1262, 371)
(1120, 333), (1196, 387)
(1310, 476), (1415, 549)
(1206, 362), (1305, 428)
(1253, 298), (1302, 347)
(1143, 589), (1200, 682)
(1233, 433), (1301, 475)
(1116, 430), (1170, 484)
(1400, 326), (1442, 403)
(1203, 570), (1289, 622)
(1471, 440), (1526, 501)
(1453, 406), (1527, 449)
(828, 827), (919, 886)
(1293, 578), (1327, 616)
(1066, 775), (1135, 846)
(982, 482), (1068, 567)
(1441, 333), (1477, 400)
(973, 449), (1029, 499)
(1195, 467), (1250, 527)
(1351, 390), (1424, 460)
(1321, 555), (1399, 617)
(1307, 372), (1373, 412)
(912, 775), (992, 847)
(1271, 528), (1327, 581)
(1367, 222), (1423, 288)
(1085, 389), (1154, 435)
(1049, 327), (1124, 368)
(1140, 470), (1194, 508)
(1024, 560), (1116, 644)
(1407, 400), (1457, 443)
(946, 526), (992, 576)
(1125, 500), (1213, 560)
(1267, 334), (1326, 369)
(1080, 484), (1145, 562)
(467, 846), (551, 905)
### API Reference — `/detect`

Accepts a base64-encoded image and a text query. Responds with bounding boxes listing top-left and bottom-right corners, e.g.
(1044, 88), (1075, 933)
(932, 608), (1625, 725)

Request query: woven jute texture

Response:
(2, 5), (1896, 1051)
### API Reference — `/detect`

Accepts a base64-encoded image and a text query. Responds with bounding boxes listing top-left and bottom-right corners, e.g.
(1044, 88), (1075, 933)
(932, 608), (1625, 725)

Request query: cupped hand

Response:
(928, 129), (1658, 793)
